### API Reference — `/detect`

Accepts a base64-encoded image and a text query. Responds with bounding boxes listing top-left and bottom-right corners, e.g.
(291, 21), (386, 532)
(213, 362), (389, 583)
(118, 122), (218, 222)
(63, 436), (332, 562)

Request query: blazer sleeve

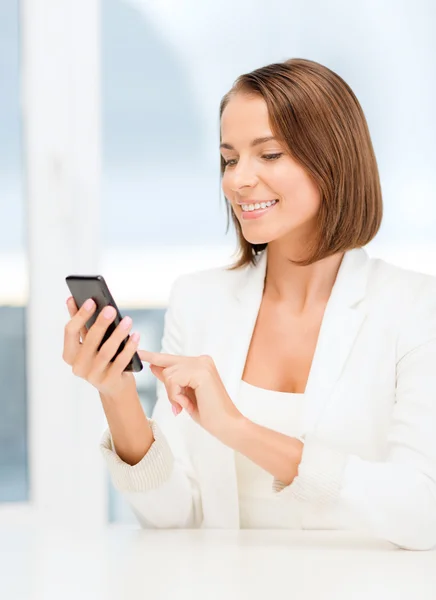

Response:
(272, 277), (436, 550)
(100, 275), (203, 528)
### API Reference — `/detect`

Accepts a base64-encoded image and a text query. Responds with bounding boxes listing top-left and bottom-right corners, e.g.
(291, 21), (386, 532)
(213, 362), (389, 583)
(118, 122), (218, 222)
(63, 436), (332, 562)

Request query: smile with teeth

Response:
(241, 199), (278, 212)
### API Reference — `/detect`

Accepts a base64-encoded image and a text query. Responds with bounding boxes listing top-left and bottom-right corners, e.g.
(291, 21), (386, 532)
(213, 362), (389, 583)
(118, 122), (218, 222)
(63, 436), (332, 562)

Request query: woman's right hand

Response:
(63, 297), (141, 399)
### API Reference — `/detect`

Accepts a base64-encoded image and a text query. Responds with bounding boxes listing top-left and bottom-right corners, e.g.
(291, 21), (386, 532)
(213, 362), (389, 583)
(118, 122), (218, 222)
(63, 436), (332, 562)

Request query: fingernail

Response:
(120, 316), (132, 330)
(172, 405), (178, 416)
(103, 306), (115, 319)
(84, 299), (95, 311)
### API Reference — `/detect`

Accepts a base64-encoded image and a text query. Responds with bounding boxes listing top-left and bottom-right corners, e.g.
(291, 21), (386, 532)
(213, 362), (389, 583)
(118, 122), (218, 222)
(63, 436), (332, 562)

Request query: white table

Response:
(1, 525), (435, 600)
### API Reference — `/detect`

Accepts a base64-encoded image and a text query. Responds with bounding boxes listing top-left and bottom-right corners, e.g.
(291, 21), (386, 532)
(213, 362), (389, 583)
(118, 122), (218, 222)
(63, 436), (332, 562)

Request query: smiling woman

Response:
(88, 57), (436, 550)
(219, 58), (383, 269)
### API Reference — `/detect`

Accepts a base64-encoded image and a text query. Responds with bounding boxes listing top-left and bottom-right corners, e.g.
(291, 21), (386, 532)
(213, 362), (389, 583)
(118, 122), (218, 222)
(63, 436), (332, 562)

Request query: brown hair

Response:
(219, 58), (383, 270)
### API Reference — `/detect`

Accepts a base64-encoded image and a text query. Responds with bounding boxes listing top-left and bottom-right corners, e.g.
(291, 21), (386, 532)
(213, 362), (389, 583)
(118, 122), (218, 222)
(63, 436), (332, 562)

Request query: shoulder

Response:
(365, 256), (436, 352)
(366, 255), (436, 313)
(168, 259), (249, 307)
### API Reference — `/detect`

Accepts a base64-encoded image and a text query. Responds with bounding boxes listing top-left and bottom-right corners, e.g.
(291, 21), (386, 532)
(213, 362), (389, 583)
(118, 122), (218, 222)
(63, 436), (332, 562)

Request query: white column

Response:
(21, 0), (107, 528)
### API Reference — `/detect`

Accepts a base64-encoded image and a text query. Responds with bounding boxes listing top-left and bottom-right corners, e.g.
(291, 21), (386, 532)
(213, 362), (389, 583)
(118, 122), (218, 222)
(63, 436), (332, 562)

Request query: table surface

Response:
(1, 525), (435, 600)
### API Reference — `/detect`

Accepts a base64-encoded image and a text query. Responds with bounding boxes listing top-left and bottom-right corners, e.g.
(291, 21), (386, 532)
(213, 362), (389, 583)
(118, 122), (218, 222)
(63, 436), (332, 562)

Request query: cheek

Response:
(263, 164), (304, 199)
(273, 166), (301, 192)
(279, 171), (320, 211)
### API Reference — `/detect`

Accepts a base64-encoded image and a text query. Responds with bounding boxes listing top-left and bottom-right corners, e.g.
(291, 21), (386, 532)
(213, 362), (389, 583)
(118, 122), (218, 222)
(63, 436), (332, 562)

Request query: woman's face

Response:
(220, 93), (321, 247)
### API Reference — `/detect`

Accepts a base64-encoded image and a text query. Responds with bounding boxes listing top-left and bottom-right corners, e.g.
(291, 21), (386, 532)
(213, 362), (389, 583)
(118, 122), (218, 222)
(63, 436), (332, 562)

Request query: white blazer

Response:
(101, 247), (436, 550)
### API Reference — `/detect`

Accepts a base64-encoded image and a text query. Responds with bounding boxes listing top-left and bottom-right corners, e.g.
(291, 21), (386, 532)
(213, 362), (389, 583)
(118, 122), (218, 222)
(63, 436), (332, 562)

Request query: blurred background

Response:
(0, 0), (435, 527)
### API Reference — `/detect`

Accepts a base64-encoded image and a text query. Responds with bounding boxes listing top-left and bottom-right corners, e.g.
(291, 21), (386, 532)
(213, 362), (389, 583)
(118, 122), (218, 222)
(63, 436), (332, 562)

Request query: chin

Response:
(241, 231), (276, 245)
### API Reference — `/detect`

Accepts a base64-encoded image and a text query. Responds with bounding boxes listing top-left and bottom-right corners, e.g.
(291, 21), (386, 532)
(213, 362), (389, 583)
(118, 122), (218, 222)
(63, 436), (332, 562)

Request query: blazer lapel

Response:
(299, 248), (370, 434)
(197, 251), (267, 528)
(218, 250), (269, 404)
(202, 246), (370, 526)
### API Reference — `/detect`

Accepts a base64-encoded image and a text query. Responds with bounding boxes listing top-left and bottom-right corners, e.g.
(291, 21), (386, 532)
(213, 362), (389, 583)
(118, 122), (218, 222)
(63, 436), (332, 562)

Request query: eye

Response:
(222, 153), (283, 168)
(262, 153), (283, 161)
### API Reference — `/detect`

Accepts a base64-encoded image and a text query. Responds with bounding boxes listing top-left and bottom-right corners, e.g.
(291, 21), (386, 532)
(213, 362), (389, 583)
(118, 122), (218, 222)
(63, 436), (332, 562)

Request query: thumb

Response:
(148, 364), (165, 382)
(148, 364), (182, 416)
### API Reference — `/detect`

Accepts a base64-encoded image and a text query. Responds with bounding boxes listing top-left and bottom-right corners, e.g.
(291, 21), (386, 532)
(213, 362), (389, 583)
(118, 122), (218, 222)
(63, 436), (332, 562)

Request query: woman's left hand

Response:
(138, 350), (243, 440)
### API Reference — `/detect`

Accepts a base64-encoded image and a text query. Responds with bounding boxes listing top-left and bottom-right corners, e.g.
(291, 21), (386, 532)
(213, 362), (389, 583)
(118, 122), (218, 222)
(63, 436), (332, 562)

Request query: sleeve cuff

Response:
(272, 433), (349, 505)
(100, 419), (174, 493)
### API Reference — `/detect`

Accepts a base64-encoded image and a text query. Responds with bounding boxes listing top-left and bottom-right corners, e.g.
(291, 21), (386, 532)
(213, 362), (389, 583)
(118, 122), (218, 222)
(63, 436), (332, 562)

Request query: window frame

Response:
(0, 0), (107, 528)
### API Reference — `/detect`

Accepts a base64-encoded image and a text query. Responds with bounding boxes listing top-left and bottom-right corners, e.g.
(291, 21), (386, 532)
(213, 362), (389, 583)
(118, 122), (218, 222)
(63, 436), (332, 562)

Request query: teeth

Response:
(241, 199), (277, 212)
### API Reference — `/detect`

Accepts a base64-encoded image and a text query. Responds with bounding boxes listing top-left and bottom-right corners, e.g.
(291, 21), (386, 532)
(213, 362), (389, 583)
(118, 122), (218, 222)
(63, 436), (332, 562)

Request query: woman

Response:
(63, 58), (436, 550)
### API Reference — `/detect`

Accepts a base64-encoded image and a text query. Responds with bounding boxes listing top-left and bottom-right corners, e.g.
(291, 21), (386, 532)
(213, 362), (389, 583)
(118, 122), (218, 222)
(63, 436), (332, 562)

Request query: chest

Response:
(241, 299), (326, 394)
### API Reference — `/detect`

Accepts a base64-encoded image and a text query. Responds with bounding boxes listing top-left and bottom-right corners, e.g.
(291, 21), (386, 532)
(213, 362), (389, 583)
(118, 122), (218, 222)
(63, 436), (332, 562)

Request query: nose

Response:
(228, 159), (258, 191)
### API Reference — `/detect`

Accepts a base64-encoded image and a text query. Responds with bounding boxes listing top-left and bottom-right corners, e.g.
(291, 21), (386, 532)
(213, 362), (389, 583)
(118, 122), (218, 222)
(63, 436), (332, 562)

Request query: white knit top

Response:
(234, 379), (305, 528)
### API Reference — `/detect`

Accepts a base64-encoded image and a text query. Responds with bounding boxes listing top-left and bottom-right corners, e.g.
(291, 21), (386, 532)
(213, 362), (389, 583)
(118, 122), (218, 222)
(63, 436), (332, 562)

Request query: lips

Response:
(240, 199), (278, 212)
(240, 199), (279, 220)
(237, 199), (278, 205)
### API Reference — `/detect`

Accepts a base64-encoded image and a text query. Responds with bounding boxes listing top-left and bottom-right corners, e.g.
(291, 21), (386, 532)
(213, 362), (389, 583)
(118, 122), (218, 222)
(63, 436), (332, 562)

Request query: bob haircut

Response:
(219, 58), (383, 269)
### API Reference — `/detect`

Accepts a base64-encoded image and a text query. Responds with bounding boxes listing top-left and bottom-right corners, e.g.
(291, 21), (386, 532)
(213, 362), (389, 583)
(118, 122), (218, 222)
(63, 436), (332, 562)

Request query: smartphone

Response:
(65, 274), (143, 372)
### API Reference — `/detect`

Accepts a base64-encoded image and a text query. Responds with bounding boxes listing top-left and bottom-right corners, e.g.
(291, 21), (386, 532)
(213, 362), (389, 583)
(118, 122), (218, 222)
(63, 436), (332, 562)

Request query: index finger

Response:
(66, 296), (94, 343)
(66, 296), (78, 317)
(138, 350), (181, 368)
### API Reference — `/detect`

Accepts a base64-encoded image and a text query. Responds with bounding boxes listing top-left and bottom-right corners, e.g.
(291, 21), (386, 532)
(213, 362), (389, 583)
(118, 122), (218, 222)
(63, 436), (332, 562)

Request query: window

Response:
(0, 0), (28, 505)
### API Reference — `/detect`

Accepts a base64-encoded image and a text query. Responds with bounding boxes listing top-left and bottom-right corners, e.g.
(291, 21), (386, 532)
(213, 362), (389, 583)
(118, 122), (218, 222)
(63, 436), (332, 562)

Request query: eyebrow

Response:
(219, 136), (278, 150)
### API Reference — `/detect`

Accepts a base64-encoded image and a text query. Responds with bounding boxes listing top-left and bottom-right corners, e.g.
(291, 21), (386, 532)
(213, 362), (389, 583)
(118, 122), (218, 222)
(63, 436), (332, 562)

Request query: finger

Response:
(150, 365), (194, 416)
(173, 403), (183, 415)
(157, 365), (187, 415)
(100, 331), (141, 382)
(175, 393), (194, 415)
(149, 364), (164, 382)
(76, 309), (129, 377)
(88, 319), (136, 382)
(66, 296), (95, 344)
(148, 364), (183, 415)
(66, 297), (88, 342)
(138, 350), (181, 368)
(154, 375), (183, 415)
(150, 365), (195, 409)
(63, 298), (97, 365)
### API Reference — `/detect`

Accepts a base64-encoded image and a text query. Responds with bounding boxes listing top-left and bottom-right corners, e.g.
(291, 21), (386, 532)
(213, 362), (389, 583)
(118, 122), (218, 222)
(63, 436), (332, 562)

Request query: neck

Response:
(263, 243), (345, 314)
